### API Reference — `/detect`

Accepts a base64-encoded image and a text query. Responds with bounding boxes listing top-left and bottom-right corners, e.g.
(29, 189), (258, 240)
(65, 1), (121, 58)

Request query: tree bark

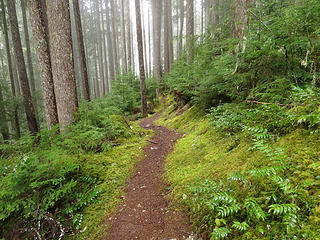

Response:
(100, 0), (109, 93)
(46, 0), (78, 131)
(168, 0), (174, 67)
(125, 0), (132, 72)
(94, 0), (105, 96)
(120, 0), (127, 73)
(105, 0), (115, 84)
(0, 53), (9, 140)
(141, 1), (148, 78)
(20, 0), (36, 95)
(135, 0), (147, 117)
(186, 0), (194, 63)
(110, 0), (119, 73)
(148, 9), (152, 76)
(164, 0), (169, 75)
(0, 0), (21, 138)
(152, 0), (162, 92)
(232, 0), (248, 38)
(178, 0), (184, 56)
(6, 0), (39, 134)
(72, 0), (90, 101)
(28, 0), (59, 130)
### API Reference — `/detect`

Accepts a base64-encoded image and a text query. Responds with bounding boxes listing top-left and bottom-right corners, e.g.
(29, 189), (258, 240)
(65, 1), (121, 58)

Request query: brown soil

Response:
(106, 109), (194, 240)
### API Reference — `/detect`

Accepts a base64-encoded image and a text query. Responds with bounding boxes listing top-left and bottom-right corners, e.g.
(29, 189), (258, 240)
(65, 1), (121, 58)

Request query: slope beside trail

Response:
(106, 108), (195, 240)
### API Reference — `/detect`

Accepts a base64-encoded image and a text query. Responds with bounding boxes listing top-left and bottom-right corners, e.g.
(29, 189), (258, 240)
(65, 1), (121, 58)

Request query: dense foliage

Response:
(166, 0), (320, 109)
(0, 99), (145, 239)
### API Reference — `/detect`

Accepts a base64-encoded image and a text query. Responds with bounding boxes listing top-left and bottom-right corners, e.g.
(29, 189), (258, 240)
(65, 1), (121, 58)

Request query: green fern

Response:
(232, 221), (250, 231)
(210, 227), (230, 240)
(228, 172), (247, 182)
(217, 204), (241, 217)
(244, 197), (266, 221)
(268, 204), (299, 216)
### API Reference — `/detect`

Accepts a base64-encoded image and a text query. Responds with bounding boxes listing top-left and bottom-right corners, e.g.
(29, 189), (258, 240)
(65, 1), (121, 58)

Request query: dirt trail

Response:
(106, 109), (194, 240)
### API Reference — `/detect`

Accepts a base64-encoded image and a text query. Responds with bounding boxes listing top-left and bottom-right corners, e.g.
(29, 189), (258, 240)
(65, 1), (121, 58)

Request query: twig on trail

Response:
(147, 140), (158, 144)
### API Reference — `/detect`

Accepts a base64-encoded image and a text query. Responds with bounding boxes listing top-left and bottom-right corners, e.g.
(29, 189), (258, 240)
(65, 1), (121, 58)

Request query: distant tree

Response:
(72, 0), (90, 101)
(168, 0), (174, 67)
(0, 80), (9, 140)
(186, 0), (194, 63)
(125, 0), (132, 71)
(164, 0), (170, 75)
(100, 0), (109, 93)
(135, 0), (147, 117)
(20, 0), (36, 97)
(0, 0), (21, 138)
(94, 0), (105, 96)
(104, 0), (115, 83)
(152, 0), (162, 95)
(120, 0), (127, 73)
(46, 0), (78, 130)
(6, 0), (39, 134)
(28, 0), (59, 130)
(110, 0), (119, 73)
(178, 0), (184, 56)
(141, 1), (148, 78)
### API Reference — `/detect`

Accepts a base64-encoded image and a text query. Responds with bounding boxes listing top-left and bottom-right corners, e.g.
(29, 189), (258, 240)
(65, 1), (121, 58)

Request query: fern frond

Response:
(213, 192), (236, 204)
(249, 166), (282, 177)
(232, 221), (250, 231)
(210, 227), (230, 240)
(268, 204), (299, 216)
(228, 172), (247, 182)
(217, 204), (241, 217)
(244, 197), (266, 221)
(270, 175), (294, 194)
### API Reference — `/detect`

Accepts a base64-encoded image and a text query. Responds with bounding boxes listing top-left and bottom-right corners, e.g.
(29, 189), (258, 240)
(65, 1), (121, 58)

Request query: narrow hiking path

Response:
(106, 109), (194, 240)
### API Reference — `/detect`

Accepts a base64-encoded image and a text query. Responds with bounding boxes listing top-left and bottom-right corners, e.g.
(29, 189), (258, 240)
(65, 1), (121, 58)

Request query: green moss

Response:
(158, 98), (320, 239)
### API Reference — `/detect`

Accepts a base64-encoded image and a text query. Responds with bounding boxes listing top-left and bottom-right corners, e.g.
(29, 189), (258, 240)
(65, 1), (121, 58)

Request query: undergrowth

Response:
(0, 98), (149, 240)
(157, 95), (320, 239)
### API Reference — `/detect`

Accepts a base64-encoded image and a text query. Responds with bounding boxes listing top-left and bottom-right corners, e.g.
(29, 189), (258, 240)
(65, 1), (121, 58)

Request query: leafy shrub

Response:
(185, 143), (313, 239)
(0, 97), (142, 239)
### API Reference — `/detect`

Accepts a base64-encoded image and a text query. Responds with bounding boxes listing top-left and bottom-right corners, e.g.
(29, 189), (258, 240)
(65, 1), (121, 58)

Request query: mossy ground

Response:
(156, 98), (320, 239)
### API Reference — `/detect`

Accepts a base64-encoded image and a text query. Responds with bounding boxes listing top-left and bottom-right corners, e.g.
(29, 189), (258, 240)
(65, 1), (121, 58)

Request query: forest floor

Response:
(105, 105), (195, 240)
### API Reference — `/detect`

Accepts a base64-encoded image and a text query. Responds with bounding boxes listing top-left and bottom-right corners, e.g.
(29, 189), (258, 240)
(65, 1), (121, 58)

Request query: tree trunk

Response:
(163, 0), (169, 75)
(94, 42), (99, 98)
(168, 0), (174, 67)
(186, 0), (194, 63)
(46, 0), (78, 131)
(94, 0), (105, 96)
(72, 0), (90, 101)
(141, 1), (148, 78)
(0, 53), (9, 140)
(100, 0), (109, 93)
(28, 0), (59, 130)
(125, 0), (132, 72)
(148, 9), (152, 76)
(178, 0), (184, 56)
(105, 0), (115, 84)
(232, 0), (248, 38)
(0, 0), (21, 138)
(110, 0), (119, 73)
(152, 0), (162, 93)
(6, 0), (39, 134)
(120, 0), (127, 73)
(135, 0), (147, 117)
(21, 0), (36, 95)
